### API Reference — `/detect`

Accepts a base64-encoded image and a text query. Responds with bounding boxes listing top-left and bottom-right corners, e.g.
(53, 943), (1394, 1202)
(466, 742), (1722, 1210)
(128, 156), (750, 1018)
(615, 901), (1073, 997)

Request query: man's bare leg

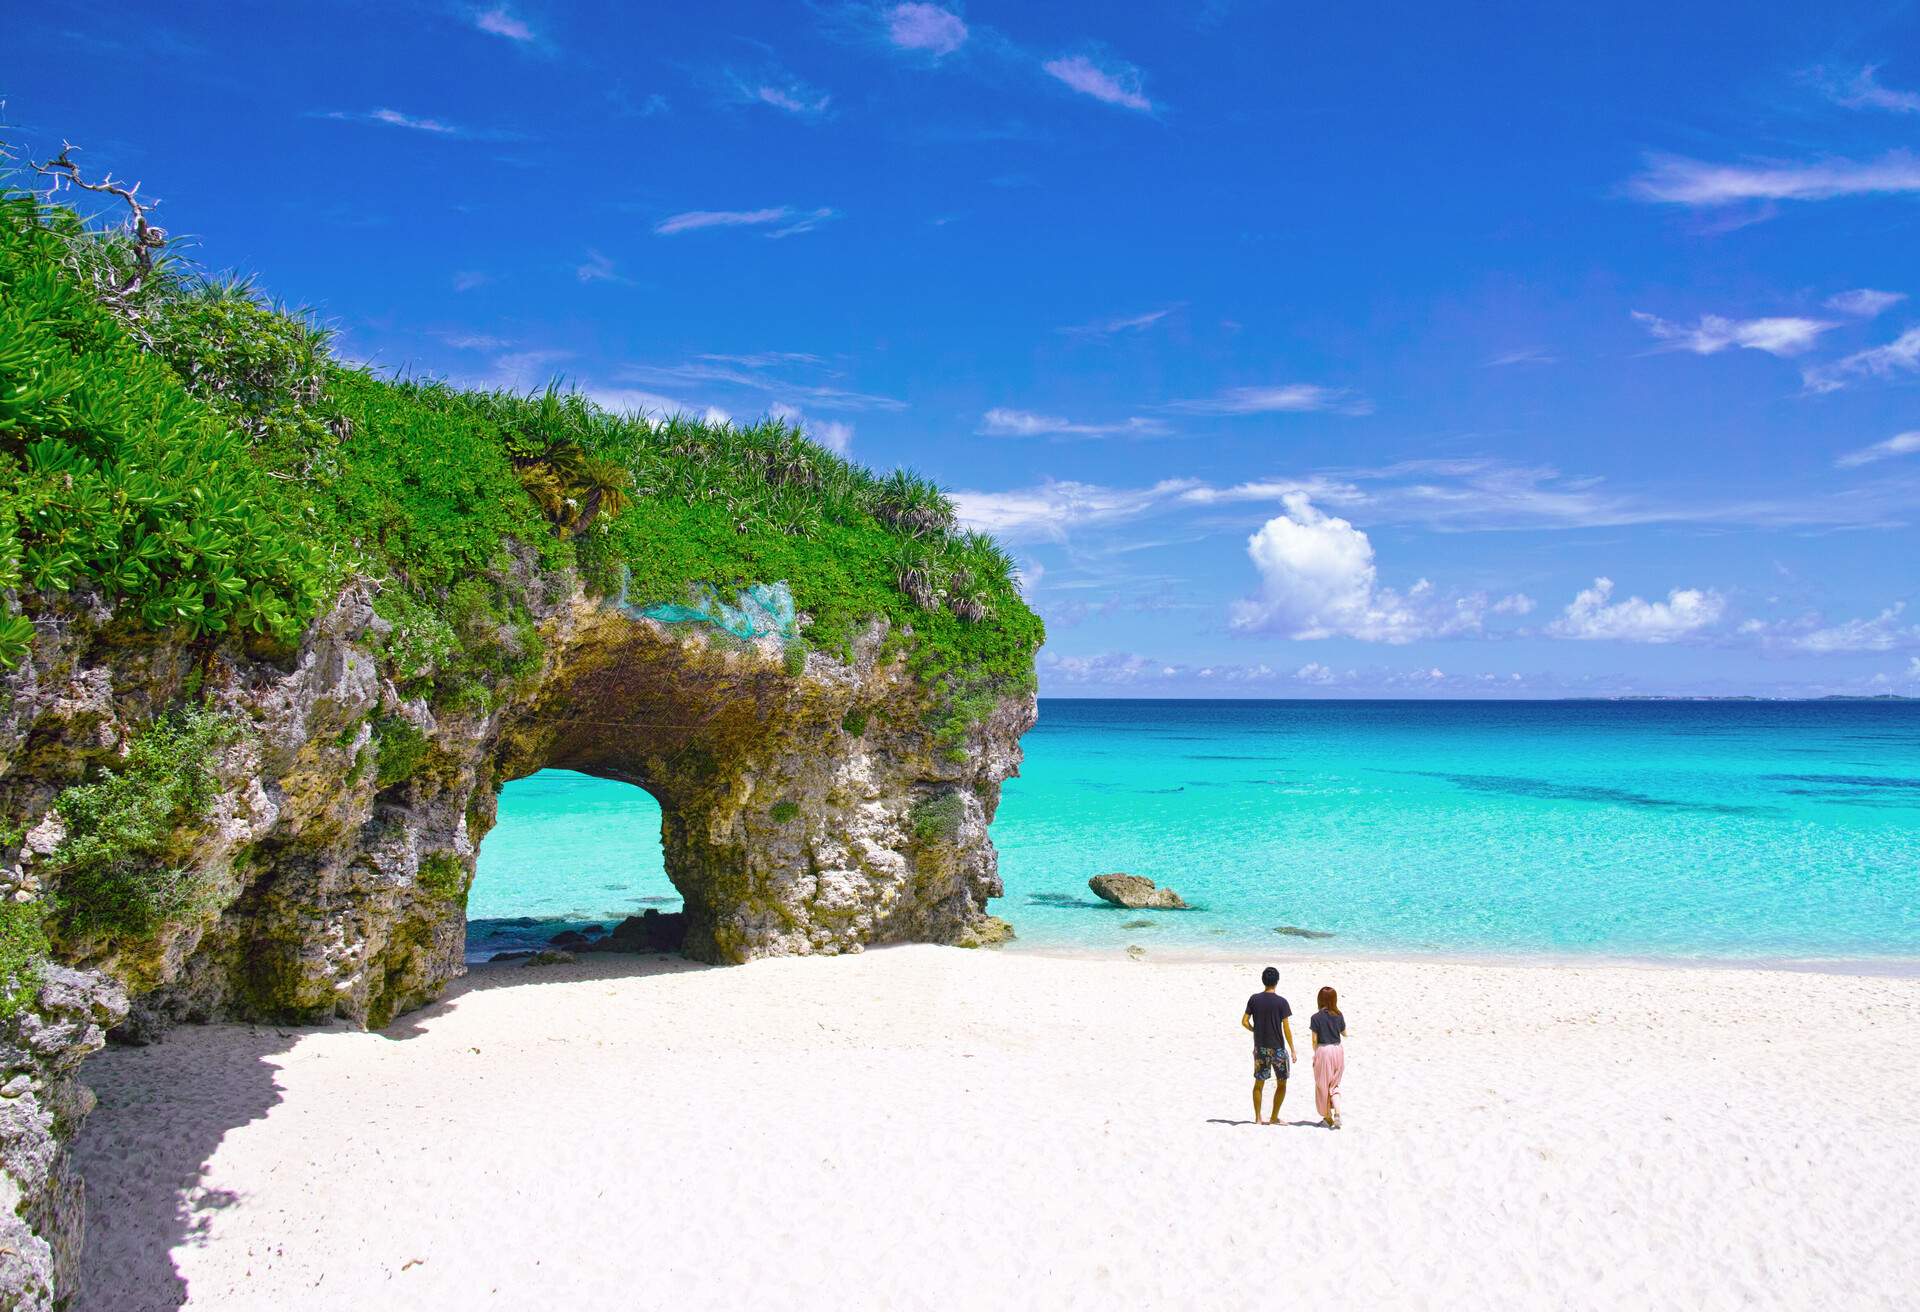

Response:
(1268, 1078), (1287, 1124)
(1251, 1072), (1265, 1123)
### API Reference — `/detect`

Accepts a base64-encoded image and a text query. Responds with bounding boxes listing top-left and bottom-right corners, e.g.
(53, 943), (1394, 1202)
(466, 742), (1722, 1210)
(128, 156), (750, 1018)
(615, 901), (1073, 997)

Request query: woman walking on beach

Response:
(1310, 986), (1346, 1129)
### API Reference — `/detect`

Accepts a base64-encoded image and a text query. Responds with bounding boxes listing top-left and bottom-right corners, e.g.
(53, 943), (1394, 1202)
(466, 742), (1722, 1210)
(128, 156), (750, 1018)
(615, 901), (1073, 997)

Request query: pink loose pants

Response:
(1313, 1043), (1345, 1121)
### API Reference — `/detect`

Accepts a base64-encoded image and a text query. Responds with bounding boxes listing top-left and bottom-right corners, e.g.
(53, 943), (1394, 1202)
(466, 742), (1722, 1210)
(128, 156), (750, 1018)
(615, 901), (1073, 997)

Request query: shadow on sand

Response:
(69, 951), (706, 1311)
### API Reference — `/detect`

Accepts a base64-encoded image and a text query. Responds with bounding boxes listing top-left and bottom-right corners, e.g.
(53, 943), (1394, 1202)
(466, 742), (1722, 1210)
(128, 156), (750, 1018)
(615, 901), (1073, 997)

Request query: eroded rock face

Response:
(0, 578), (1033, 1308)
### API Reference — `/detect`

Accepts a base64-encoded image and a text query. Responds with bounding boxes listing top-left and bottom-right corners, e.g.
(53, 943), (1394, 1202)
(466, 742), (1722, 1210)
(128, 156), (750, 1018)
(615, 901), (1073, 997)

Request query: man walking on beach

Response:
(1241, 966), (1296, 1125)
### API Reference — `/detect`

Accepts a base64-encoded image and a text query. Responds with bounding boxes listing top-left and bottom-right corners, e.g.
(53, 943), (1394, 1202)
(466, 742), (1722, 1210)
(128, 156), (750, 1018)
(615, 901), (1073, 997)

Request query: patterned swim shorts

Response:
(1254, 1045), (1290, 1082)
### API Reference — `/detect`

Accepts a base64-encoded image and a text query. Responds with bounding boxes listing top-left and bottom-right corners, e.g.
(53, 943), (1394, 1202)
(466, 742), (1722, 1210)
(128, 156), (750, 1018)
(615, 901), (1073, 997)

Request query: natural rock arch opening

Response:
(475, 600), (1029, 968)
(464, 769), (680, 962)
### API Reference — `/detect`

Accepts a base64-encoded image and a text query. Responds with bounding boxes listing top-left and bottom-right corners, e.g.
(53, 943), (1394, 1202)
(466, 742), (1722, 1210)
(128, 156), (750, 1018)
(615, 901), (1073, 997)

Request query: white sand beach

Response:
(71, 948), (1920, 1311)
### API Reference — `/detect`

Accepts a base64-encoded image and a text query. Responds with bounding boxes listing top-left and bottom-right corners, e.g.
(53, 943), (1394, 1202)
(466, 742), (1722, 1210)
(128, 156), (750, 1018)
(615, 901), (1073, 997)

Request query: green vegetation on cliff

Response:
(0, 168), (1043, 711)
(46, 705), (241, 945)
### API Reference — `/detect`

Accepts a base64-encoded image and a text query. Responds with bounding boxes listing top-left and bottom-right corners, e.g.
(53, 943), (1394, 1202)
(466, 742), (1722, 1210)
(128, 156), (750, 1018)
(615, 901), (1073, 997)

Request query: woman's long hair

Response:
(1317, 985), (1340, 1015)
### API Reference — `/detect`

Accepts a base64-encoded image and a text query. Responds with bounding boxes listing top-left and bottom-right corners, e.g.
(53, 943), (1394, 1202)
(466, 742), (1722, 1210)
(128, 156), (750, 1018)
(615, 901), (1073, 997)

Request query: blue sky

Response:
(9, 1), (1920, 697)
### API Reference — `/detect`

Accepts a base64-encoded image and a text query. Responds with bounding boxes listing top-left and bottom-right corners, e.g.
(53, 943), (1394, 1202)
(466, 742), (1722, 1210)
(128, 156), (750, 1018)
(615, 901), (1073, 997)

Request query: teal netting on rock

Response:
(625, 579), (798, 643)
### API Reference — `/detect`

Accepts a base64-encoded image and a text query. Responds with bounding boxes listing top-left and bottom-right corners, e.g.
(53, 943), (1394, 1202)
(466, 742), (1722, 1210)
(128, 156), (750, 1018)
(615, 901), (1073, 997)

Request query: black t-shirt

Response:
(1310, 1009), (1346, 1046)
(1245, 992), (1292, 1048)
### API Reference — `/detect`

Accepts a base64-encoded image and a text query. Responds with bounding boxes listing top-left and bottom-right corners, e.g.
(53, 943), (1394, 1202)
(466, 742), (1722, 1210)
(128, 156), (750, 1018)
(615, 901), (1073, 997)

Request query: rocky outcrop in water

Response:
(0, 576), (1033, 1308)
(1088, 873), (1188, 910)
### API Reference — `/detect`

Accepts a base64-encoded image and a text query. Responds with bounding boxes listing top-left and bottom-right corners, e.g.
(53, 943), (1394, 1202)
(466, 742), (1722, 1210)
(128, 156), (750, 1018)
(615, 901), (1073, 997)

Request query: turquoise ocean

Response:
(468, 699), (1920, 964)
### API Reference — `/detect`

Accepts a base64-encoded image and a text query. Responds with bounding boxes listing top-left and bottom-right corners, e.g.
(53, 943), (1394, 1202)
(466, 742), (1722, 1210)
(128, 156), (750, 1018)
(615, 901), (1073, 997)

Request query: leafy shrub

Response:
(48, 706), (240, 942)
(416, 852), (467, 902)
(769, 800), (800, 824)
(373, 715), (430, 788)
(910, 791), (966, 845)
(0, 192), (328, 664)
(0, 900), (50, 1019)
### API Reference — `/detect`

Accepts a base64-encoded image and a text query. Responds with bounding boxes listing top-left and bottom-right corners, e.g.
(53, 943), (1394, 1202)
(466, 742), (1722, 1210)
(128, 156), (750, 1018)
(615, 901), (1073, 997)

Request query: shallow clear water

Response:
(470, 699), (1920, 963)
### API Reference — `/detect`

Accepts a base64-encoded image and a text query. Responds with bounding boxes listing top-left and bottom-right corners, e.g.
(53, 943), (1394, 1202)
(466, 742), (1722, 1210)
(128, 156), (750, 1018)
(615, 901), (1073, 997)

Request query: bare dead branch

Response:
(29, 143), (171, 316)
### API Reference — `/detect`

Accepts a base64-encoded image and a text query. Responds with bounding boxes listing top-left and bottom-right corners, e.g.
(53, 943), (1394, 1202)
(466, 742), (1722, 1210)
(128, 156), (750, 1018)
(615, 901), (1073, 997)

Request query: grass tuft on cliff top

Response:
(0, 170), (1042, 710)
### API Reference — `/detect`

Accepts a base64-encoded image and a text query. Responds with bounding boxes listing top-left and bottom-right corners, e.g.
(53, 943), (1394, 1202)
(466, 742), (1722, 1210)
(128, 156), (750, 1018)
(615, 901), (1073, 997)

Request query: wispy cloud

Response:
(320, 107), (457, 135)
(978, 408), (1171, 438)
(957, 456), (1917, 543)
(1626, 151), (1920, 206)
(452, 270), (492, 292)
(1631, 310), (1836, 357)
(437, 331), (512, 351)
(1043, 53), (1155, 112)
(886, 3), (969, 56)
(619, 356), (903, 412)
(473, 5), (535, 42)
(576, 249), (626, 284)
(1755, 604), (1920, 654)
(1803, 327), (1920, 393)
(1816, 63), (1920, 114)
(1836, 431), (1920, 469)
(1825, 288), (1906, 317)
(1058, 305), (1178, 338)
(653, 206), (838, 238)
(1485, 347), (1558, 367)
(749, 80), (833, 117)
(1163, 384), (1372, 416)
(698, 351), (826, 368)
(951, 479), (1202, 543)
(1547, 577), (1725, 644)
(314, 107), (525, 142)
(770, 402), (854, 456)
(587, 387), (730, 427)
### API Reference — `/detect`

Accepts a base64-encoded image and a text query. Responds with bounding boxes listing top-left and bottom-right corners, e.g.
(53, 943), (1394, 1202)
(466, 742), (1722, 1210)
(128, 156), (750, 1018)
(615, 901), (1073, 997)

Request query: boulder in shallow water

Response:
(592, 908), (689, 953)
(526, 949), (576, 966)
(1088, 873), (1188, 910)
(1272, 925), (1335, 940)
(549, 930), (591, 949)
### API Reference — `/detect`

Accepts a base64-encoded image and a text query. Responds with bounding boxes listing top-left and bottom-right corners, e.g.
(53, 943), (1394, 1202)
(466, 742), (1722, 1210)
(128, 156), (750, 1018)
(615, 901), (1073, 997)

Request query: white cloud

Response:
(1163, 384), (1372, 416)
(451, 270), (492, 292)
(437, 332), (511, 351)
(1909, 656), (1920, 682)
(1485, 348), (1558, 367)
(887, 3), (968, 56)
(1820, 64), (1920, 114)
(1825, 288), (1906, 317)
(1836, 431), (1920, 469)
(1802, 328), (1920, 393)
(1492, 593), (1536, 616)
(1294, 661), (1339, 685)
(769, 402), (854, 456)
(474, 6), (534, 42)
(1228, 495), (1500, 643)
(654, 206), (837, 237)
(1043, 54), (1154, 112)
(576, 249), (621, 284)
(978, 408), (1171, 438)
(754, 82), (832, 117)
(620, 359), (902, 412)
(322, 107), (459, 135)
(1631, 311), (1835, 357)
(1775, 605), (1920, 654)
(587, 387), (730, 428)
(484, 349), (571, 390)
(951, 479), (1200, 543)
(1059, 306), (1176, 337)
(1548, 577), (1725, 643)
(1626, 151), (1920, 205)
